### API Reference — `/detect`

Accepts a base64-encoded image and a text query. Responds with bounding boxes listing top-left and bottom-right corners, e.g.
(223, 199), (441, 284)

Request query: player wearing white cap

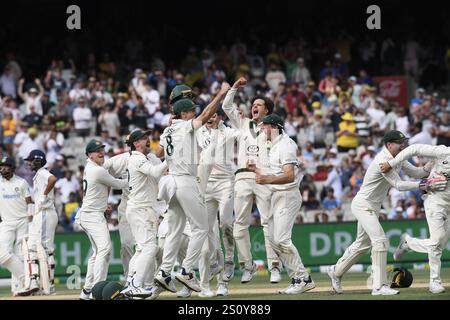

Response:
(120, 129), (168, 298)
(77, 139), (128, 300)
(247, 114), (315, 294)
(327, 130), (433, 295)
(22, 150), (58, 295)
(152, 82), (230, 298)
(380, 144), (450, 294)
(0, 157), (39, 296)
(222, 77), (282, 283)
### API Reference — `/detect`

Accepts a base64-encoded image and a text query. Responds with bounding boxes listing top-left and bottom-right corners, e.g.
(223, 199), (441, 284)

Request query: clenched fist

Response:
(232, 77), (247, 89)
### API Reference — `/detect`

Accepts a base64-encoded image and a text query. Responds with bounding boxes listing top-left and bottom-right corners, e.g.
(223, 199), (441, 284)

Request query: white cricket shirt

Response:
(0, 175), (30, 221)
(80, 158), (128, 214)
(160, 119), (201, 176)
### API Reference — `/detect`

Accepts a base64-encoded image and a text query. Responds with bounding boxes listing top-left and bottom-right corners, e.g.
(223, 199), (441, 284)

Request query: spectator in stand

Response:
(141, 81), (160, 117)
(94, 82), (114, 104)
(394, 107), (410, 136)
(308, 109), (327, 149)
(283, 113), (300, 143)
(331, 53), (349, 81)
(131, 94), (149, 130)
(291, 57), (311, 91)
(361, 145), (377, 171)
(431, 111), (450, 146)
(21, 105), (42, 127)
(348, 159), (364, 196)
(318, 72), (335, 95)
(322, 187), (342, 221)
(313, 162), (328, 181)
(98, 104), (120, 140)
(69, 79), (91, 103)
(285, 82), (305, 115)
(17, 127), (43, 161)
(45, 129), (61, 168)
(1, 111), (16, 155)
(0, 66), (18, 98)
(324, 163), (343, 202)
(50, 155), (67, 180)
(336, 112), (358, 152)
(72, 96), (92, 138)
(18, 78), (45, 115)
(265, 63), (286, 92)
(55, 170), (81, 206)
(61, 192), (81, 232)
(409, 121), (433, 145)
(388, 200), (407, 220)
(48, 100), (71, 137)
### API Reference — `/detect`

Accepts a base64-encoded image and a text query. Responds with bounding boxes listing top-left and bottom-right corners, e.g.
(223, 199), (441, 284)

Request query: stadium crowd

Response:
(1, 34), (450, 232)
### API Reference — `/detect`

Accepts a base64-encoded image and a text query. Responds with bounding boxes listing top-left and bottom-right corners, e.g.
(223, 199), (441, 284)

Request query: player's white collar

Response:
(131, 150), (145, 156)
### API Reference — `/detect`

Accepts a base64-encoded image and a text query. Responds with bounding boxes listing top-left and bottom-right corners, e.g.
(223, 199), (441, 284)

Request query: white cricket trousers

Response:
(233, 177), (280, 269)
(334, 196), (389, 290)
(126, 206), (158, 287)
(77, 211), (112, 291)
(0, 219), (28, 292)
(268, 188), (308, 279)
(28, 209), (58, 255)
(117, 199), (135, 277)
(156, 233), (190, 271)
(199, 178), (234, 288)
(205, 178), (235, 262)
(160, 175), (208, 274)
(405, 196), (450, 282)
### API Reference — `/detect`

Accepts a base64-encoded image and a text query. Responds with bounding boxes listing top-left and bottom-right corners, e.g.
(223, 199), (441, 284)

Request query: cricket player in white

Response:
(120, 129), (168, 298)
(77, 139), (128, 300)
(247, 114), (315, 294)
(327, 130), (432, 295)
(196, 110), (239, 297)
(103, 150), (135, 279)
(0, 157), (38, 296)
(23, 150), (58, 295)
(380, 143), (450, 294)
(222, 77), (282, 283)
(153, 82), (230, 297)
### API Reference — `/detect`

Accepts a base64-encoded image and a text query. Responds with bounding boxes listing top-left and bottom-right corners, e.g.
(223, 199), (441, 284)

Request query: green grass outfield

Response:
(1, 268), (449, 300)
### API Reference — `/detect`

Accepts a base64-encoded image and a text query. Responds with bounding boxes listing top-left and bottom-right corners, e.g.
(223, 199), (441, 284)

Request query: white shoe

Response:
(177, 286), (192, 298)
(199, 288), (214, 298)
(372, 285), (399, 296)
(393, 234), (409, 261)
(270, 267), (282, 283)
(281, 276), (316, 294)
(147, 284), (164, 300)
(155, 270), (177, 293)
(429, 281), (445, 294)
(216, 283), (229, 296)
(209, 263), (223, 281)
(121, 282), (154, 299)
(241, 263), (257, 283)
(175, 268), (201, 292)
(327, 265), (343, 294)
(79, 288), (93, 300)
(223, 261), (235, 282)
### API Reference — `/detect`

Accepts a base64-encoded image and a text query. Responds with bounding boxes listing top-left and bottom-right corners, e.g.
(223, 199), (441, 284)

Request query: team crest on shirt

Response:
(15, 187), (20, 193)
(247, 145), (259, 153)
